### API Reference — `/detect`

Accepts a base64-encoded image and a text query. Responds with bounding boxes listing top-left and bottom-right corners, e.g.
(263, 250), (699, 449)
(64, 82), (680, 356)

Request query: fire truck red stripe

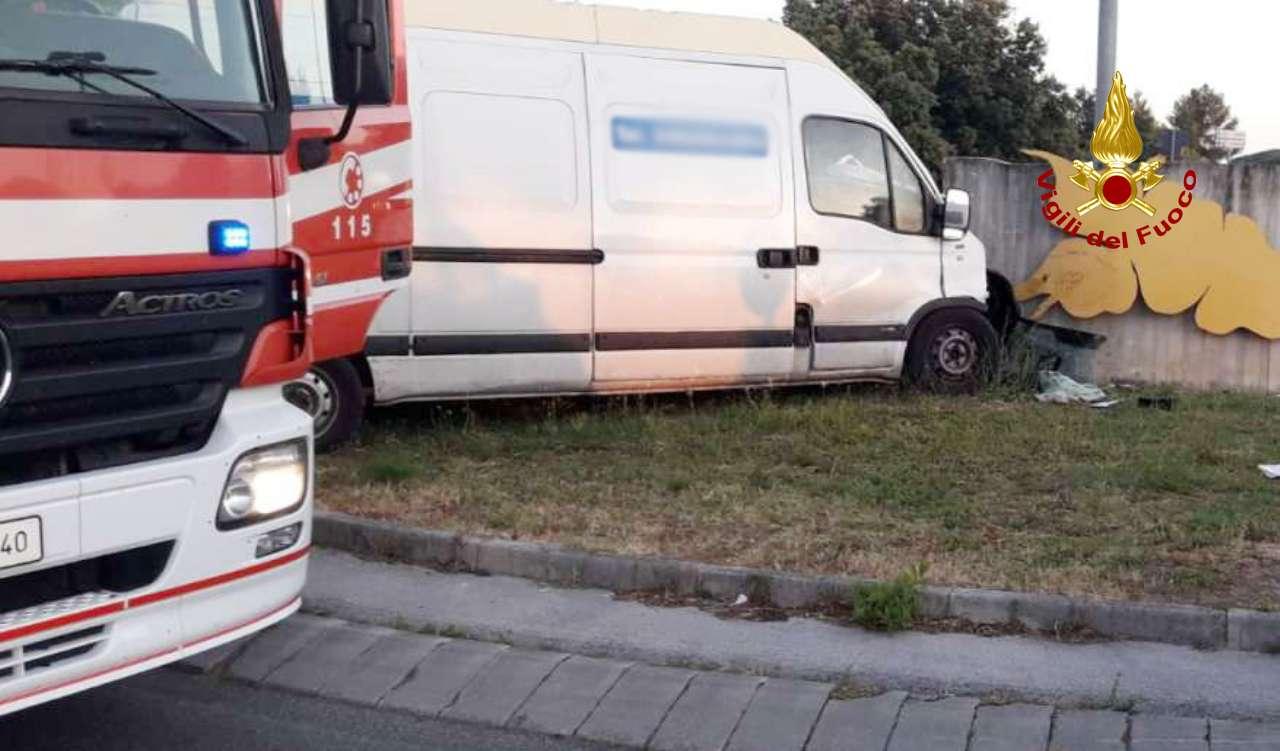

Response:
(0, 249), (288, 283)
(184, 595), (301, 650)
(0, 547), (310, 645)
(286, 115), (411, 174)
(130, 546), (311, 607)
(0, 596), (300, 710)
(0, 150), (278, 200)
(0, 602), (127, 646)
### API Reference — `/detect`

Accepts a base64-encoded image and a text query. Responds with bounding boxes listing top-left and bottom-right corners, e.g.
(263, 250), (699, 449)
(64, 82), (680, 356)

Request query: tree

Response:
(783, 0), (949, 169)
(784, 0), (1081, 175)
(1168, 85), (1240, 161)
(1074, 88), (1162, 160)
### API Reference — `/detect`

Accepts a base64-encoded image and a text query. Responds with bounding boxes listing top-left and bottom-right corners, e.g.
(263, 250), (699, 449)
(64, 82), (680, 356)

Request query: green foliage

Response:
(783, 0), (1105, 173)
(1169, 84), (1240, 161)
(850, 562), (928, 632)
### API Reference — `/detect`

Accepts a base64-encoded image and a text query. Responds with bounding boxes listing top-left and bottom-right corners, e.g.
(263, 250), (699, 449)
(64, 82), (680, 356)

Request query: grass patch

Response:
(317, 385), (1280, 609)
(850, 563), (927, 632)
(357, 457), (424, 485)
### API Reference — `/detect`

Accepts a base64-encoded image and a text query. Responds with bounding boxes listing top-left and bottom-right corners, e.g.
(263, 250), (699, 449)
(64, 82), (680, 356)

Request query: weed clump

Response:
(851, 562), (928, 632)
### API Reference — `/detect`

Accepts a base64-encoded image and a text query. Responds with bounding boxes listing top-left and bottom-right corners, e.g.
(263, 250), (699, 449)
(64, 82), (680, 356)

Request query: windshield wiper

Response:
(0, 52), (248, 147)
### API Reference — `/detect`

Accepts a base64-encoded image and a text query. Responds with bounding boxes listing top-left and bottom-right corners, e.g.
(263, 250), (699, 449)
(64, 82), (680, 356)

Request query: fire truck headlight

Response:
(218, 440), (309, 529)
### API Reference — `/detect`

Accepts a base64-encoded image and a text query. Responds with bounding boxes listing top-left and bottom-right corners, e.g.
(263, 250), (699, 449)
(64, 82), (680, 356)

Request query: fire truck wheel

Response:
(905, 308), (999, 394)
(286, 359), (365, 453)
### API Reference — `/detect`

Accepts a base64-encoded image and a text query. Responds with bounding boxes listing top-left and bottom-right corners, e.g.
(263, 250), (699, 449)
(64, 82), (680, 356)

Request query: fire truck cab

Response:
(0, 0), (410, 715)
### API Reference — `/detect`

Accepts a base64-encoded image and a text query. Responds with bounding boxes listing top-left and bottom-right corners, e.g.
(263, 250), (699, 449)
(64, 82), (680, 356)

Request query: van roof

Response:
(401, 0), (838, 70)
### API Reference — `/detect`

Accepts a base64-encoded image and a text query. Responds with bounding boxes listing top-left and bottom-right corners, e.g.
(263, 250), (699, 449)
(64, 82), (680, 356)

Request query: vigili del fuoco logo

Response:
(1015, 76), (1280, 339)
(1035, 72), (1198, 249)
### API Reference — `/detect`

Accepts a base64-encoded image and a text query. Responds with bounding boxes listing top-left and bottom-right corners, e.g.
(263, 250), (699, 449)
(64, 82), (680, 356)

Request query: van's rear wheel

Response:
(906, 308), (998, 393)
(285, 359), (364, 452)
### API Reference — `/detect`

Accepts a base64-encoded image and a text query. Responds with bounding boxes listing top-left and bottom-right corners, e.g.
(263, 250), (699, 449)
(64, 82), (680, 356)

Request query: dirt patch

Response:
(614, 588), (1109, 643)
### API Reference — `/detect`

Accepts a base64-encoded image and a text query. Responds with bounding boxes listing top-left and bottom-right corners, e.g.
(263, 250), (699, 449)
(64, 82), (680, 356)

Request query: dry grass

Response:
(316, 385), (1280, 610)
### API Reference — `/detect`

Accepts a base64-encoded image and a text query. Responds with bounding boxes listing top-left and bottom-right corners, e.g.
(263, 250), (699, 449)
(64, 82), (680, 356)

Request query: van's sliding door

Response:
(585, 55), (797, 386)
(378, 35), (595, 401)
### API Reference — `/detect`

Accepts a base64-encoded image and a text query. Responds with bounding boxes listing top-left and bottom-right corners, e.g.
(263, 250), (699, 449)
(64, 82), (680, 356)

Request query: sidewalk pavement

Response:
(182, 612), (1280, 751)
(303, 549), (1280, 721)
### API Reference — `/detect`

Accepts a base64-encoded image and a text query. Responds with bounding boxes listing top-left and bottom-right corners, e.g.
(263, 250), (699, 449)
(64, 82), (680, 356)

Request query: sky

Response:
(574, 0), (1280, 156)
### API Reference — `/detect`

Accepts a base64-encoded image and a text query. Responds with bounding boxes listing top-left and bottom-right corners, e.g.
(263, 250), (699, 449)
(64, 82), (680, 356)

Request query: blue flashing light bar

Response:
(209, 220), (252, 256)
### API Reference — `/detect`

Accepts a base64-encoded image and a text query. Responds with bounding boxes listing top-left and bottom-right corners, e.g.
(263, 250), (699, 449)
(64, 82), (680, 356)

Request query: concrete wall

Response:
(945, 157), (1280, 392)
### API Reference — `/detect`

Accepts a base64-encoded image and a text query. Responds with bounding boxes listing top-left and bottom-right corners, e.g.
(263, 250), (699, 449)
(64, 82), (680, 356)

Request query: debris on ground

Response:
(1138, 395), (1177, 411)
(1035, 370), (1112, 406)
(613, 589), (1106, 642)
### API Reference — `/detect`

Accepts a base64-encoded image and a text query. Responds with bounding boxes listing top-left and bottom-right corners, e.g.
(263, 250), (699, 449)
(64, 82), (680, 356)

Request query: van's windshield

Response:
(0, 0), (266, 105)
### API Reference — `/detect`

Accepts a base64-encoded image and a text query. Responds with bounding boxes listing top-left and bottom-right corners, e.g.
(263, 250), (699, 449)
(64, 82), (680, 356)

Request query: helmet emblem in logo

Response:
(339, 152), (365, 210)
(1069, 72), (1163, 217)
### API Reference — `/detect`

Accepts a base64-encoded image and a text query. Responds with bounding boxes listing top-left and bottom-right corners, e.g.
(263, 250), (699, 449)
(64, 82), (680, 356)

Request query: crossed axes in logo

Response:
(1070, 157), (1165, 217)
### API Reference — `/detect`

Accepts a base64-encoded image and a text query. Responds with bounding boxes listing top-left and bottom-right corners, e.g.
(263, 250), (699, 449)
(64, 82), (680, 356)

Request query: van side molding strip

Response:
(413, 334), (592, 356)
(810, 298), (988, 346)
(814, 325), (907, 343)
(596, 330), (793, 351)
(413, 247), (605, 265)
(366, 335), (411, 356)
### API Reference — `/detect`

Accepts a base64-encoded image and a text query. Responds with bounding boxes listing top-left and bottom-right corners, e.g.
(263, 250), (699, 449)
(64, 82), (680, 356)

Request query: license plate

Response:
(0, 517), (43, 571)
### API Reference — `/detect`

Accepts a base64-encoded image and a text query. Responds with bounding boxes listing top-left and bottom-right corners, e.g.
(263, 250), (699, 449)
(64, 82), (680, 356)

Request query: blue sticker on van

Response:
(610, 117), (768, 158)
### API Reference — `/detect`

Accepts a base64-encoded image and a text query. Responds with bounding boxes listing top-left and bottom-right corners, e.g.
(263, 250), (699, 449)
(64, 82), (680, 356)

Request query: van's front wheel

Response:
(906, 308), (998, 393)
(285, 359), (365, 452)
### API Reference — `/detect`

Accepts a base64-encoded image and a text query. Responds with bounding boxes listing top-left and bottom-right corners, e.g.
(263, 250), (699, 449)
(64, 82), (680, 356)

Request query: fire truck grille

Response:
(0, 625), (109, 684)
(0, 268), (295, 488)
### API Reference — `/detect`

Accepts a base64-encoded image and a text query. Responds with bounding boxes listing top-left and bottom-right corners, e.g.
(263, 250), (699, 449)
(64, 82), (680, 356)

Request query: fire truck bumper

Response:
(0, 385), (313, 717)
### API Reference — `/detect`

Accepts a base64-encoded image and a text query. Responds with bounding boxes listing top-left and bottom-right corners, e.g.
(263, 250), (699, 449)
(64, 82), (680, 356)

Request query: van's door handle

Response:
(757, 249), (796, 269)
(796, 246), (821, 266)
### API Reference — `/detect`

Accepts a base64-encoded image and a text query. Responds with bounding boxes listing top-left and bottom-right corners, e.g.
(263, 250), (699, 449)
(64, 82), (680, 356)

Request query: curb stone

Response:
(178, 614), (1280, 748)
(1228, 608), (1280, 653)
(313, 511), (1279, 652)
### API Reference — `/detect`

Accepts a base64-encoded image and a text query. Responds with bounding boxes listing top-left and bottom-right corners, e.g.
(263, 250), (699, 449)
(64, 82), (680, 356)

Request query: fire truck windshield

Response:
(0, 0), (266, 105)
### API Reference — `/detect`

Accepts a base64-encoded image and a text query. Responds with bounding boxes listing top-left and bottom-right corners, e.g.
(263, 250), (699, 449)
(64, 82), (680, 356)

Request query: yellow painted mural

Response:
(1014, 73), (1280, 339)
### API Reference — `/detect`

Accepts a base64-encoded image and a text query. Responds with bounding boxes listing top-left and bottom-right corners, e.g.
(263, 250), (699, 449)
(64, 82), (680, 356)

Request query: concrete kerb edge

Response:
(313, 511), (1271, 653)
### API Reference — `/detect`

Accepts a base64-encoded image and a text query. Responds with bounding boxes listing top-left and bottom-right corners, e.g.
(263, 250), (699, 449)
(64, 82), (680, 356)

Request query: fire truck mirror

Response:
(327, 0), (394, 107)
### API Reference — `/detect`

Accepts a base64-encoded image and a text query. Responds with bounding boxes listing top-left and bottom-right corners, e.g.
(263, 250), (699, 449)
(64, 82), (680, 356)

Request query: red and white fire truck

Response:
(0, 0), (411, 714)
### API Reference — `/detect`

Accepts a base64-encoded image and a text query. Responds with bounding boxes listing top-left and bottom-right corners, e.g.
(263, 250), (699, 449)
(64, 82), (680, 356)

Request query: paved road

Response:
(0, 667), (614, 751)
(139, 613), (1280, 750)
(306, 549), (1280, 720)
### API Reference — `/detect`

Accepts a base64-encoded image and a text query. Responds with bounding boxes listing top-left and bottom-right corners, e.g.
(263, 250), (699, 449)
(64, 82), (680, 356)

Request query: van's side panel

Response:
(788, 62), (944, 374)
(585, 55), (797, 383)
(374, 33), (594, 401)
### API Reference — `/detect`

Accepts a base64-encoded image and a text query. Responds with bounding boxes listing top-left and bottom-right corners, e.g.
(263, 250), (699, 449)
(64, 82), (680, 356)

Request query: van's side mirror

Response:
(327, 0), (393, 106)
(942, 188), (971, 240)
(299, 0), (394, 171)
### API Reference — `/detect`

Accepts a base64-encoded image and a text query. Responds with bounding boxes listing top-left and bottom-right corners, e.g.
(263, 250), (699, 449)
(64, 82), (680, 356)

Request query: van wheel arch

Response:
(284, 358), (367, 453)
(350, 353), (375, 392)
(985, 271), (1019, 340)
(904, 297), (986, 342)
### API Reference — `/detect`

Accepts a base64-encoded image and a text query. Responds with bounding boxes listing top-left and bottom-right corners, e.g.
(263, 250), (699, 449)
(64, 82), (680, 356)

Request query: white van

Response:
(303, 0), (996, 448)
